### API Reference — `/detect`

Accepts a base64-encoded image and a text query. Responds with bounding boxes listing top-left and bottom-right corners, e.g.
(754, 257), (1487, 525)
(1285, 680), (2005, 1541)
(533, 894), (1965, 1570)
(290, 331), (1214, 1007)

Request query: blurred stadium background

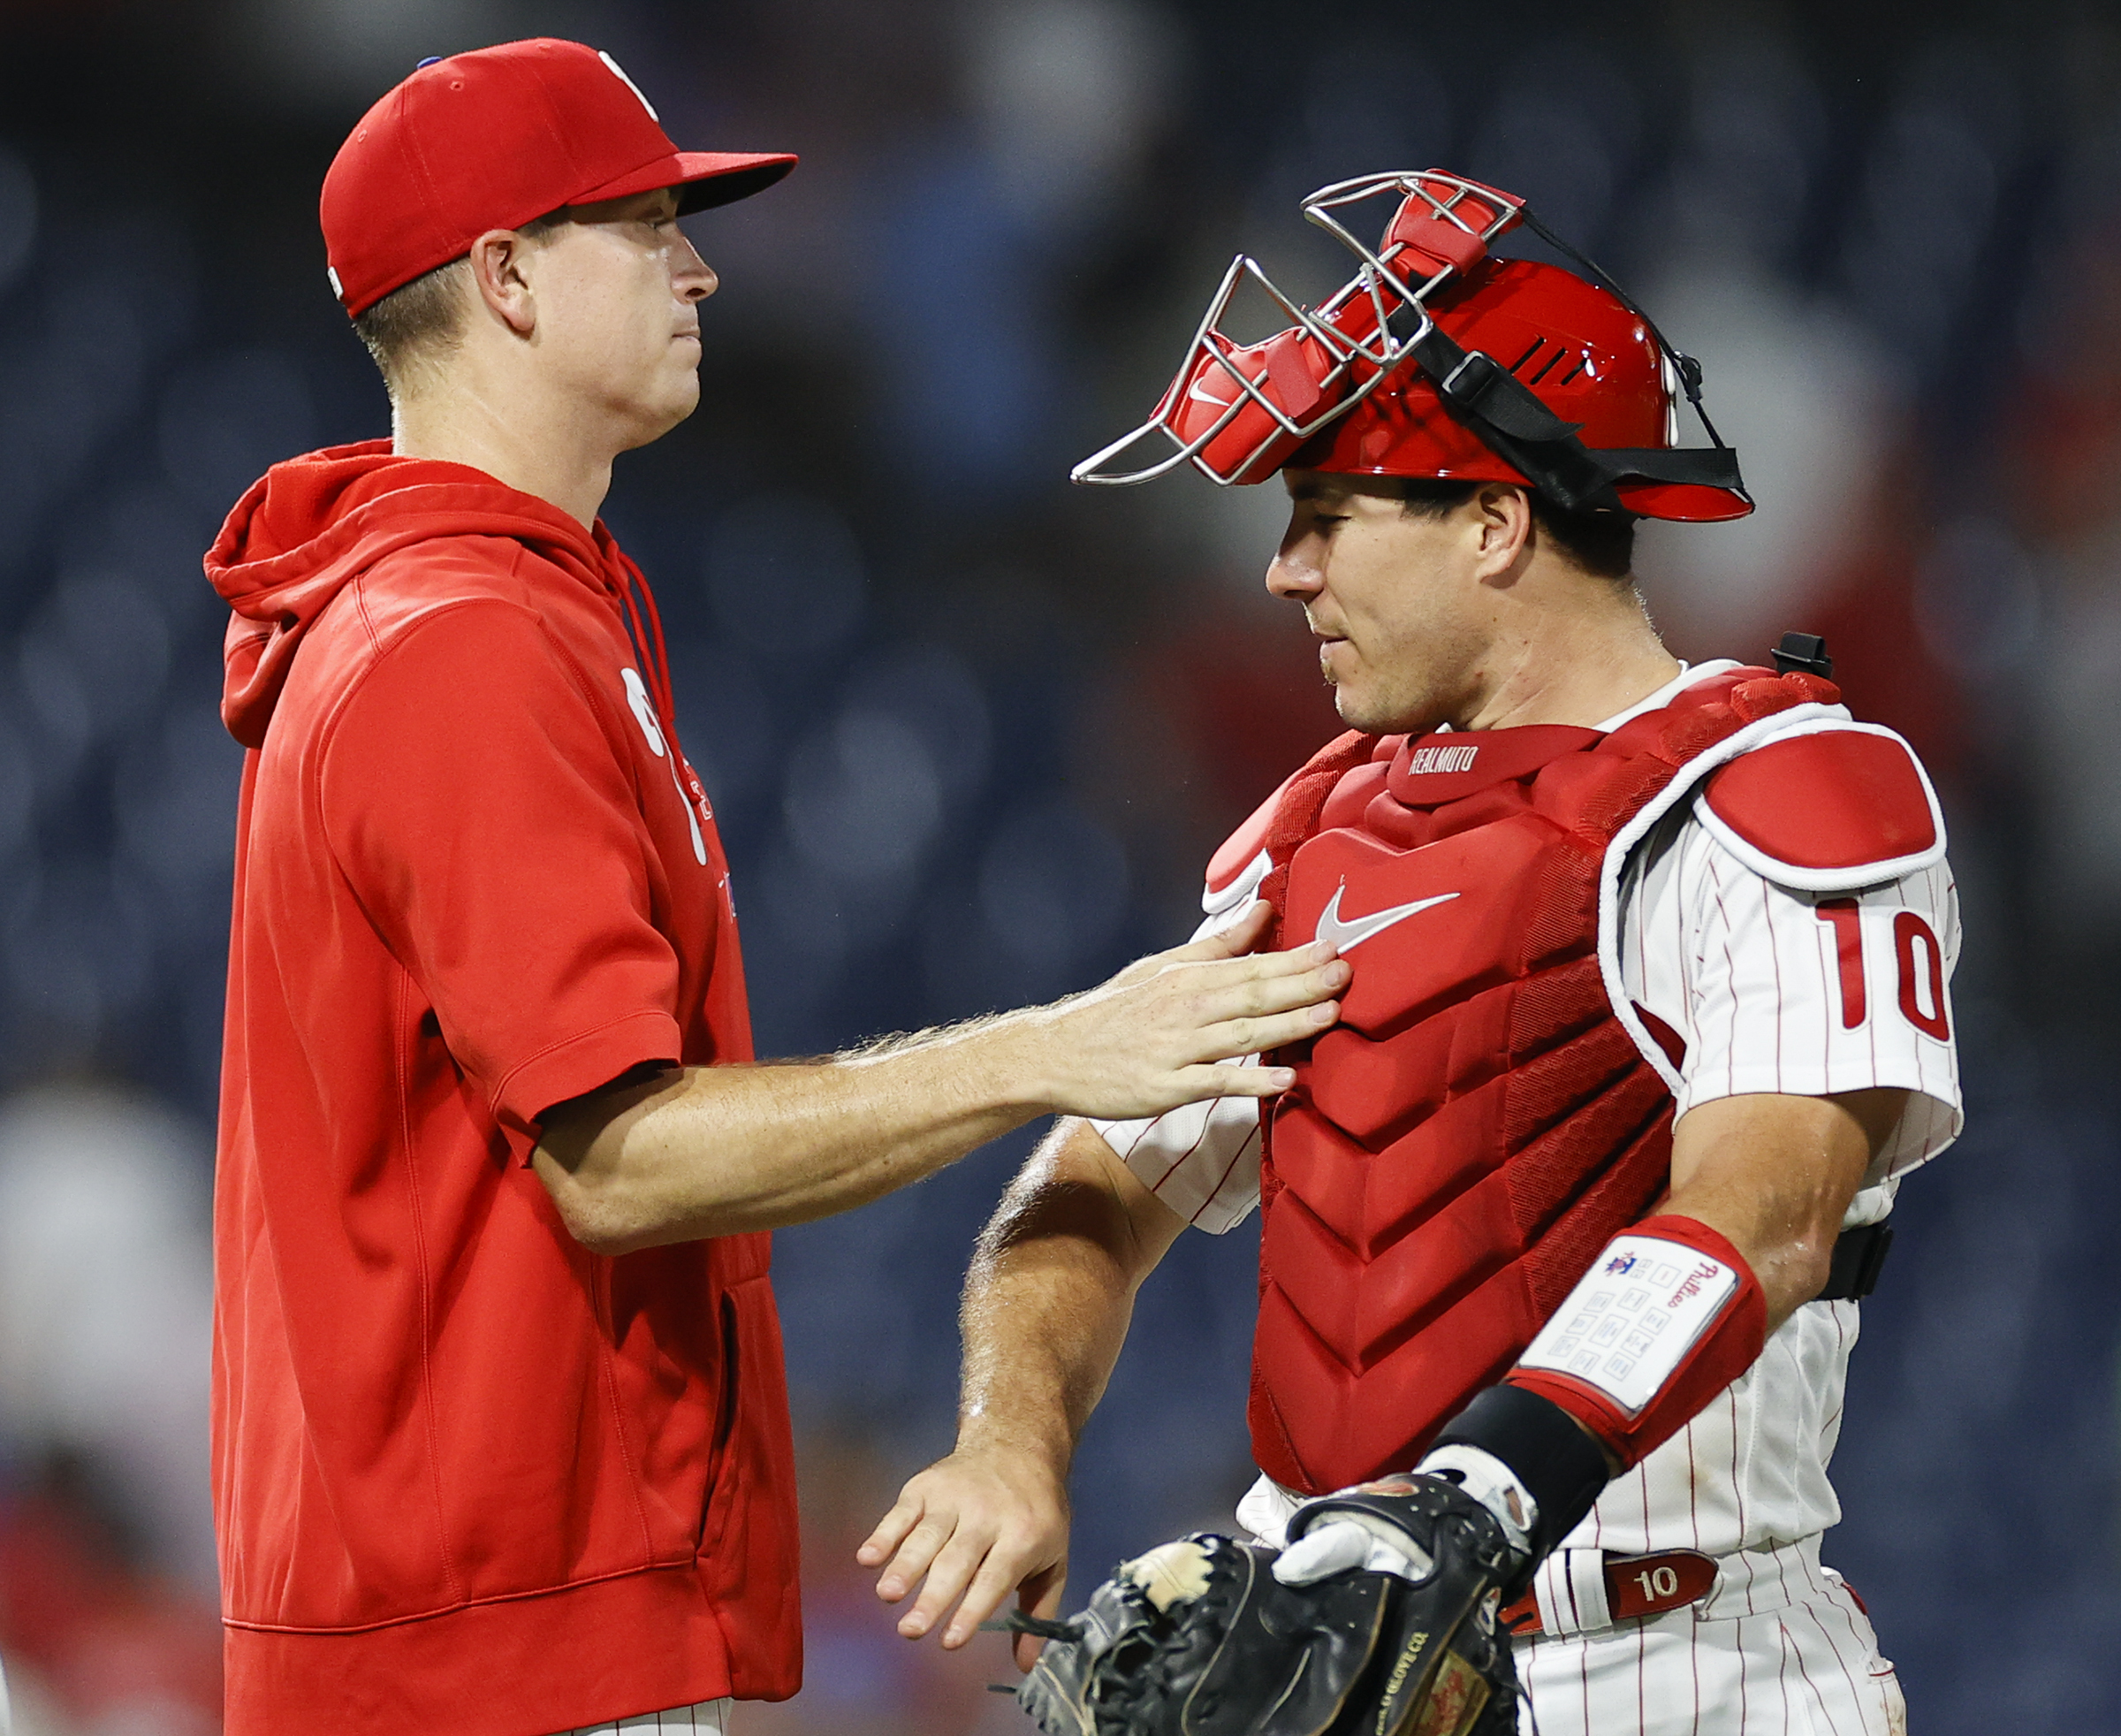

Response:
(0, 0), (2115, 1728)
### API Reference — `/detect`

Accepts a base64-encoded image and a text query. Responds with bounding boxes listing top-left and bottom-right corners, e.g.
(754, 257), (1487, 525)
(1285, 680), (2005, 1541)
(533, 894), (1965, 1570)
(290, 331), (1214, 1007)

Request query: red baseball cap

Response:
(321, 37), (796, 316)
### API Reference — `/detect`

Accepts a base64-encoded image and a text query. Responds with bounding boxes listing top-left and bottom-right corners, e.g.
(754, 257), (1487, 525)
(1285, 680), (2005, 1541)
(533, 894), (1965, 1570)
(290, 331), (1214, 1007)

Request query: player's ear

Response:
(468, 228), (539, 337)
(1471, 483), (1533, 582)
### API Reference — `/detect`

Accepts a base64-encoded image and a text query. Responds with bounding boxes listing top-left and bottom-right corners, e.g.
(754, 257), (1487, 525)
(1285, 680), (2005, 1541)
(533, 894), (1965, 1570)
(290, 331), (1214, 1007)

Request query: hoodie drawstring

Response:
(612, 548), (678, 728)
(610, 547), (717, 857)
(611, 547), (674, 726)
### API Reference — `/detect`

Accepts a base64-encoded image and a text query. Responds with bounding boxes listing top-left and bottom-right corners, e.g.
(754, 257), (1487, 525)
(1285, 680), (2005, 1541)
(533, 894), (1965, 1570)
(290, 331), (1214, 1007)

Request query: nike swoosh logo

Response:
(1313, 883), (1461, 954)
(1189, 372), (1234, 405)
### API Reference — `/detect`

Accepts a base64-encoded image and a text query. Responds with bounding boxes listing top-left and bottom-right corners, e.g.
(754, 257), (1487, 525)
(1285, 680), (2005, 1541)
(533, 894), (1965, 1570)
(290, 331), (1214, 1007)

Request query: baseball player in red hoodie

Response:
(202, 41), (1346, 1736)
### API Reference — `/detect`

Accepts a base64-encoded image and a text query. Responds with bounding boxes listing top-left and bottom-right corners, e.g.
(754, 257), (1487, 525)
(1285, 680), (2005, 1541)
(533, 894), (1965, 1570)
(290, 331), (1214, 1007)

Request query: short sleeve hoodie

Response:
(205, 441), (800, 1734)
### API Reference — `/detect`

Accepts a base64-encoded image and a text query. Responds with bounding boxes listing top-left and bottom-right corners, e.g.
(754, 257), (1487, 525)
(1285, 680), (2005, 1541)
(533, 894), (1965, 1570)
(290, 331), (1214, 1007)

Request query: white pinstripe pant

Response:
(549, 1697), (729, 1735)
(1514, 1543), (1906, 1735)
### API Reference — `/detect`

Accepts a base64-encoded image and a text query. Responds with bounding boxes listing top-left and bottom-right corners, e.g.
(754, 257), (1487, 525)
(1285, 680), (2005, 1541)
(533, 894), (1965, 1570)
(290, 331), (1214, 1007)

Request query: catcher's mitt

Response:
(1008, 1477), (1519, 1736)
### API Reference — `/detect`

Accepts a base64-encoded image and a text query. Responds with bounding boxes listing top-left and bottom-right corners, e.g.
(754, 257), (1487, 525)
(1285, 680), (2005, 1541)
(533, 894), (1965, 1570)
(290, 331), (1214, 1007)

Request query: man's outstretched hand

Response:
(1009, 901), (1345, 1122)
(860, 1443), (1069, 1672)
(858, 905), (1339, 1670)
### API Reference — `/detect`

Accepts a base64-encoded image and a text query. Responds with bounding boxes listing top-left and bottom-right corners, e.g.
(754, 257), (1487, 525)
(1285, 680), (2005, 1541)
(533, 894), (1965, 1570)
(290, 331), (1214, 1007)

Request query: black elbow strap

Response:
(1816, 1219), (1893, 1302)
(1430, 1384), (1612, 1566)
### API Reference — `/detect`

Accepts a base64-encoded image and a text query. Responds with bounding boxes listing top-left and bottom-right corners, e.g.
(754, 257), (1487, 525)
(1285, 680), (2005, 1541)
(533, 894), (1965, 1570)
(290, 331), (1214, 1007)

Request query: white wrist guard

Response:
(1413, 1443), (1537, 1561)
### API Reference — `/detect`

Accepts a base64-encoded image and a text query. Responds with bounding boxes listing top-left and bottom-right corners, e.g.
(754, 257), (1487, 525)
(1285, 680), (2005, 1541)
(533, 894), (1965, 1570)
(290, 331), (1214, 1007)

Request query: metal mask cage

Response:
(1070, 171), (1525, 488)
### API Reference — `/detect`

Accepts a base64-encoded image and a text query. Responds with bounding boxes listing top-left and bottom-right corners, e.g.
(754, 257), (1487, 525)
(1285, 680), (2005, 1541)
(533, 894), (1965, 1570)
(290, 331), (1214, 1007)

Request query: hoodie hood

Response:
(208, 441), (626, 748)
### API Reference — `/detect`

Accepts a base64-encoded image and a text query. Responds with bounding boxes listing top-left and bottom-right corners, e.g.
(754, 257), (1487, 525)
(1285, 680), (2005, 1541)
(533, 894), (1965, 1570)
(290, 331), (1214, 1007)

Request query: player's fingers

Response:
(1180, 934), (1339, 980)
(874, 1511), (958, 1603)
(1188, 946), (1349, 1014)
(1169, 959), (1346, 1033)
(1189, 959), (1349, 1024)
(1184, 1000), (1341, 1064)
(1161, 899), (1273, 961)
(1168, 1061), (1301, 1100)
(940, 1532), (1054, 1649)
(857, 1493), (924, 1572)
(895, 1528), (994, 1640)
(1012, 1565), (1068, 1674)
(1099, 908), (1273, 990)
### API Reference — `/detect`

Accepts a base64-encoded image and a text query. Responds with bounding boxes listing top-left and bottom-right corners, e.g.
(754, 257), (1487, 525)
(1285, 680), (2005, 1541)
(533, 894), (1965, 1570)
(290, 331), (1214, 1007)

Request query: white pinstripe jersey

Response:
(549, 1697), (727, 1734)
(1094, 662), (1962, 1561)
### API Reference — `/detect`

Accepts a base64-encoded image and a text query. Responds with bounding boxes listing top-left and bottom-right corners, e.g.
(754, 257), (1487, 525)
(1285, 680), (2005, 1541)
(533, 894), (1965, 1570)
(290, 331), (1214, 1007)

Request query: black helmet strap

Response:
(1369, 206), (1750, 518)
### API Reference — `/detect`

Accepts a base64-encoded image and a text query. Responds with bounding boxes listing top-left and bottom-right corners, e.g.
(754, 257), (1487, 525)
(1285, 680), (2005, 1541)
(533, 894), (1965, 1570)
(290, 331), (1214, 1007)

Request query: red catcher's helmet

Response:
(1073, 171), (1751, 524)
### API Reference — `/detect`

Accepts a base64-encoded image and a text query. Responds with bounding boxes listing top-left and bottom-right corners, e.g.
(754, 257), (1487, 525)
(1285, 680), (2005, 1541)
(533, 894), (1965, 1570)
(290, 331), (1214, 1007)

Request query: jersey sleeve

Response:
(1087, 849), (1272, 1233)
(1094, 1074), (1264, 1235)
(1620, 806), (1963, 1180)
(318, 599), (684, 1147)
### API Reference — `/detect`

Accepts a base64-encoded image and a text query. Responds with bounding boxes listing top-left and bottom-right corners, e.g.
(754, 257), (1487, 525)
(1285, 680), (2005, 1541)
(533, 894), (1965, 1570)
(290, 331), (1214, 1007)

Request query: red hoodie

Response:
(206, 442), (800, 1733)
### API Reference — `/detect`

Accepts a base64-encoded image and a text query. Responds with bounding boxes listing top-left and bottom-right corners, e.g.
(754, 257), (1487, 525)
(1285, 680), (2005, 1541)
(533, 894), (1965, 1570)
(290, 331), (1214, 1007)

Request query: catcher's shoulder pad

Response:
(1697, 723), (1945, 891)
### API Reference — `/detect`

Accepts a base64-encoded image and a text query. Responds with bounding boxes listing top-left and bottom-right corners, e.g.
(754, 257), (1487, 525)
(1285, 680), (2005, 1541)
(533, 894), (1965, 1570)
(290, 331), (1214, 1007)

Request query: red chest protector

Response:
(1244, 666), (1839, 1495)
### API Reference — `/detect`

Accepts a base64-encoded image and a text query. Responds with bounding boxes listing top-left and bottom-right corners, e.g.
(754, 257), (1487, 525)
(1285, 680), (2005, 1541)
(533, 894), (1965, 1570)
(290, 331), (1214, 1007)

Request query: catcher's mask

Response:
(1071, 170), (1752, 523)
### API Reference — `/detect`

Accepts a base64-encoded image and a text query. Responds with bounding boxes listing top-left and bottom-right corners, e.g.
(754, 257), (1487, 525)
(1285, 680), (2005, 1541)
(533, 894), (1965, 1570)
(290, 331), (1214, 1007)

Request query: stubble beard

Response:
(1318, 600), (1479, 735)
(1330, 673), (1435, 737)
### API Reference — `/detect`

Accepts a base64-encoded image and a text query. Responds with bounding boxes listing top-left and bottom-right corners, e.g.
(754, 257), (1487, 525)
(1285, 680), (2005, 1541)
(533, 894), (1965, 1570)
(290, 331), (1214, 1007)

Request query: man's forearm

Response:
(530, 905), (1349, 1252)
(955, 1119), (1178, 1473)
(533, 1022), (1048, 1251)
(858, 1117), (1184, 1652)
(1662, 1086), (1906, 1332)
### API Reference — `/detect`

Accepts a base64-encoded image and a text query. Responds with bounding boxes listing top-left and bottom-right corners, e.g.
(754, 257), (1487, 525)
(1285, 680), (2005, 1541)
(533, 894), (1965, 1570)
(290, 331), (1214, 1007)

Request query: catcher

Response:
(862, 172), (1956, 1735)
